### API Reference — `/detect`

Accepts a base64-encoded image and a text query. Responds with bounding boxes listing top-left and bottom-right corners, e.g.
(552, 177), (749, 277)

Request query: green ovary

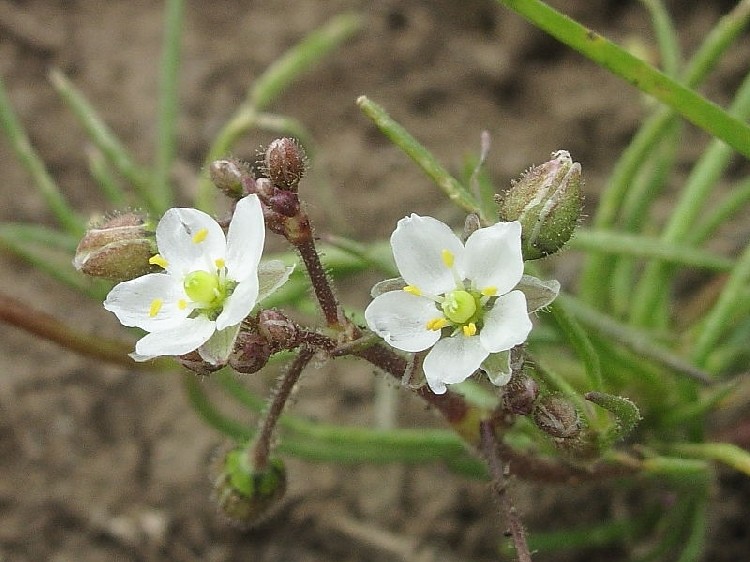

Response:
(441, 290), (478, 324)
(184, 270), (221, 305)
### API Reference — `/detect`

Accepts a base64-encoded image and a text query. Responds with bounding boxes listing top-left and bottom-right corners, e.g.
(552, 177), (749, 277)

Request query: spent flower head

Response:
(103, 195), (292, 364)
(365, 214), (558, 394)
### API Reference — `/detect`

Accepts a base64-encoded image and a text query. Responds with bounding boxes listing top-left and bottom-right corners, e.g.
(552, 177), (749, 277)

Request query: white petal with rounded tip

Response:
(226, 195), (265, 281)
(464, 221), (523, 294)
(157, 207), (226, 276)
(391, 214), (464, 295)
(365, 291), (441, 352)
(215, 275), (259, 330)
(423, 335), (489, 394)
(199, 325), (241, 364)
(480, 290), (532, 353)
(134, 316), (215, 357)
(104, 273), (189, 331)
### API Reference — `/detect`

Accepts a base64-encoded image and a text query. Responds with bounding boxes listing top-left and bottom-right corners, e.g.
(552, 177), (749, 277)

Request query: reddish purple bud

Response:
(503, 373), (539, 415)
(268, 190), (300, 217)
(265, 137), (307, 192)
(229, 331), (272, 374)
(258, 309), (298, 350)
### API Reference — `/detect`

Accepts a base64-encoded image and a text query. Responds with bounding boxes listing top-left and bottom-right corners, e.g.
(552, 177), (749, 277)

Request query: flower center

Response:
(441, 289), (477, 324)
(184, 270), (221, 305)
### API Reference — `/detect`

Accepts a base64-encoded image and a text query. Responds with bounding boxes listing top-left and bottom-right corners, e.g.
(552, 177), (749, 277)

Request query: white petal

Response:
(364, 291), (441, 352)
(370, 277), (406, 298)
(464, 221), (523, 295)
(104, 273), (189, 331)
(516, 275), (560, 312)
(226, 195), (265, 281)
(391, 214), (464, 295)
(481, 351), (512, 386)
(215, 276), (259, 330)
(134, 316), (215, 357)
(422, 336), (489, 394)
(257, 260), (294, 302)
(157, 207), (226, 276)
(198, 324), (241, 364)
(480, 290), (532, 353)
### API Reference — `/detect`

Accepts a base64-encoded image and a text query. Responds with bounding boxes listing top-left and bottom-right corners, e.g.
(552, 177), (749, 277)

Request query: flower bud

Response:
(210, 159), (253, 199)
(212, 447), (286, 528)
(258, 309), (299, 350)
(496, 150), (582, 260)
(229, 330), (272, 374)
(73, 212), (155, 281)
(533, 394), (582, 439)
(175, 350), (225, 376)
(265, 137), (307, 192)
(503, 372), (539, 415)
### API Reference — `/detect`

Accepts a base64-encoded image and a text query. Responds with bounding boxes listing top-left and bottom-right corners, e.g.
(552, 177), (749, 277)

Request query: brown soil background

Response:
(1, 1), (749, 561)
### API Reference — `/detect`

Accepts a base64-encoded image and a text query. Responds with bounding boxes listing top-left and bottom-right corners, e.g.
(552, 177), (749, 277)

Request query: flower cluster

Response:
(103, 195), (291, 364)
(365, 214), (557, 394)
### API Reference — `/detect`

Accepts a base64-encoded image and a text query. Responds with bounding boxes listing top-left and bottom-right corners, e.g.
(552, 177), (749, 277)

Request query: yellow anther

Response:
(462, 323), (477, 337)
(149, 298), (163, 317)
(426, 317), (449, 331)
(192, 228), (208, 244)
(149, 254), (168, 269)
(214, 257), (226, 269)
(403, 285), (422, 296)
(481, 286), (497, 297)
(178, 299), (187, 310)
(441, 249), (455, 268)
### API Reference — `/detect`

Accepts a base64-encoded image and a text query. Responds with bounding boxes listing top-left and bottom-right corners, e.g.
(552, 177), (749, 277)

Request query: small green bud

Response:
(73, 212), (155, 281)
(212, 447), (286, 528)
(210, 159), (253, 199)
(496, 150), (582, 260)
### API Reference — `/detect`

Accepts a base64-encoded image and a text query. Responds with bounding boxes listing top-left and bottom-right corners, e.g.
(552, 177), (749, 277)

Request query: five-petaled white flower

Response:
(104, 195), (291, 364)
(365, 214), (557, 394)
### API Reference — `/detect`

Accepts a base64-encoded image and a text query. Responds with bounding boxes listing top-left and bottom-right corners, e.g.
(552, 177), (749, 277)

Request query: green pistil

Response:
(441, 289), (478, 324)
(184, 270), (221, 305)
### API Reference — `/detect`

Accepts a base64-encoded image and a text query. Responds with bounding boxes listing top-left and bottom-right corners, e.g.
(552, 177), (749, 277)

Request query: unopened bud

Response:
(229, 330), (272, 374)
(496, 150), (582, 260)
(175, 350), (225, 376)
(533, 394), (582, 439)
(265, 137), (307, 192)
(258, 309), (298, 350)
(210, 159), (253, 199)
(212, 447), (286, 528)
(503, 372), (539, 415)
(268, 189), (300, 218)
(73, 212), (155, 281)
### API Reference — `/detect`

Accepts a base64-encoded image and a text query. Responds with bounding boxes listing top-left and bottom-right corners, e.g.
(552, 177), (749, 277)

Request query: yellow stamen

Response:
(149, 254), (168, 269)
(426, 317), (449, 331)
(178, 299), (187, 310)
(214, 257), (226, 269)
(403, 285), (421, 296)
(192, 228), (208, 244)
(149, 298), (163, 317)
(481, 286), (497, 297)
(462, 322), (477, 337)
(441, 249), (454, 268)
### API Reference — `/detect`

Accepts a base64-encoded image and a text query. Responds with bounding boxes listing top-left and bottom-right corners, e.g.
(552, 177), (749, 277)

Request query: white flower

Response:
(104, 195), (292, 364)
(365, 214), (556, 394)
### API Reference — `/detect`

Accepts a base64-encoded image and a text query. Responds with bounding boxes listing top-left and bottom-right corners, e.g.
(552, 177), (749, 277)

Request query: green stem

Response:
(689, 175), (750, 245)
(0, 76), (83, 235)
(152, 0), (184, 212)
(48, 69), (154, 211)
(495, 0), (750, 156)
(631, 69), (750, 326)
(692, 240), (750, 368)
(570, 229), (734, 271)
(356, 96), (480, 215)
(576, 0), (750, 305)
(549, 301), (603, 391)
(640, 0), (681, 77)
